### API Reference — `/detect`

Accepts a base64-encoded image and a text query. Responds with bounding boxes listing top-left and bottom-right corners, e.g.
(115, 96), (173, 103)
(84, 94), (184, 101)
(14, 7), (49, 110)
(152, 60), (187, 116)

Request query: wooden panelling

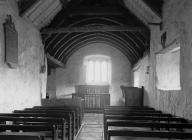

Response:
(75, 85), (109, 94)
(74, 85), (110, 111)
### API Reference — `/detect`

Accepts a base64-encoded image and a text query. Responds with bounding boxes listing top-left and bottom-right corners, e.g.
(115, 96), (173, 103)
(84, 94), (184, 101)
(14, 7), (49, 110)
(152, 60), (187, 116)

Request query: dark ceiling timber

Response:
(43, 14), (147, 43)
(50, 31), (144, 58)
(62, 39), (134, 65)
(47, 53), (65, 68)
(44, 30), (147, 65)
(40, 0), (151, 66)
(67, 6), (123, 16)
(49, 32), (141, 65)
(16, 0), (164, 66)
(41, 26), (147, 34)
(58, 33), (139, 59)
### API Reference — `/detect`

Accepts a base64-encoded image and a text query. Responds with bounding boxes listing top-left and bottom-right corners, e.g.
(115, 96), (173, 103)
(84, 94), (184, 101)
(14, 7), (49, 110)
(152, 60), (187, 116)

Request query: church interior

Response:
(1, 0), (192, 140)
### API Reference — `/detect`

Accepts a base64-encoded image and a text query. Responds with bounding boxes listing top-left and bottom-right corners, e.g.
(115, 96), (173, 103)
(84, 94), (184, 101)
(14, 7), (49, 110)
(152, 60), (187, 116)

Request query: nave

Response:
(1, 98), (192, 140)
(1, 0), (192, 140)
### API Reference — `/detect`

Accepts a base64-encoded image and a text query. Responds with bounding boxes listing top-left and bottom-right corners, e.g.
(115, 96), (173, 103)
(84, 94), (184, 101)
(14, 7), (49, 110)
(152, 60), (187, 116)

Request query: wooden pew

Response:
(104, 105), (155, 110)
(0, 113), (73, 140)
(103, 106), (192, 140)
(104, 115), (187, 140)
(0, 132), (46, 140)
(106, 121), (192, 140)
(107, 130), (192, 140)
(104, 106), (160, 112)
(33, 105), (83, 127)
(0, 124), (58, 140)
(104, 110), (172, 117)
(104, 109), (162, 114)
(0, 116), (66, 140)
(13, 109), (77, 138)
(104, 115), (187, 123)
(28, 106), (82, 130)
(106, 120), (192, 130)
(41, 98), (84, 117)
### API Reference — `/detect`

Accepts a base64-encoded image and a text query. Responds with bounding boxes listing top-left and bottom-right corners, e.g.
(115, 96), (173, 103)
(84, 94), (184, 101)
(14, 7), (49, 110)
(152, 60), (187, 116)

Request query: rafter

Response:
(47, 53), (65, 68)
(67, 6), (123, 16)
(41, 25), (147, 34)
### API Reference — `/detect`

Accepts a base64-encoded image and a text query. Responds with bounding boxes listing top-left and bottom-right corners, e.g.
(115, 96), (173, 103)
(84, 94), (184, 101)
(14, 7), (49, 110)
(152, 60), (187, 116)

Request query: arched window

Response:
(84, 55), (111, 85)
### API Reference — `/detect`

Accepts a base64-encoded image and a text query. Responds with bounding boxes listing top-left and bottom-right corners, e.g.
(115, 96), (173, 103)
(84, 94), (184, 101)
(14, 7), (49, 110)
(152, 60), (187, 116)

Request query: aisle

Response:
(75, 113), (104, 140)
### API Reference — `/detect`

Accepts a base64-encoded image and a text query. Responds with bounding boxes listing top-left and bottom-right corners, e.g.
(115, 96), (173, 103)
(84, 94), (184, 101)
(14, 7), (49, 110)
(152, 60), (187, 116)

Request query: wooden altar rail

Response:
(73, 93), (110, 111)
(73, 85), (110, 111)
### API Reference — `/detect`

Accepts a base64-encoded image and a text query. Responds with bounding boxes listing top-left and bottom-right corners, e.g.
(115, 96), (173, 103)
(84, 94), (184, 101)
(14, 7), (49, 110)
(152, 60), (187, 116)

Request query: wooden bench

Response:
(41, 99), (84, 116)
(104, 105), (155, 110)
(104, 115), (188, 138)
(104, 108), (162, 113)
(104, 115), (187, 123)
(30, 106), (82, 130)
(0, 113), (72, 140)
(103, 106), (192, 140)
(33, 105), (83, 123)
(107, 129), (192, 140)
(104, 111), (173, 118)
(0, 124), (58, 140)
(0, 116), (66, 140)
(106, 122), (192, 140)
(0, 132), (46, 140)
(13, 109), (76, 139)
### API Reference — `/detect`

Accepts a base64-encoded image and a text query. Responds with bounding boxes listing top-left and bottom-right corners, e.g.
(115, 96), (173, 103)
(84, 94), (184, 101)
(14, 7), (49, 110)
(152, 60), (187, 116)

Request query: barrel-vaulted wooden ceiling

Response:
(17, 0), (163, 67)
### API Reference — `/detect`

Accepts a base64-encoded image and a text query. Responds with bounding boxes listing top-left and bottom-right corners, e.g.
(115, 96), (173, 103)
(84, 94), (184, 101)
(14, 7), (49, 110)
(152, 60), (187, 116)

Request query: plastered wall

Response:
(47, 68), (56, 98)
(134, 0), (192, 119)
(56, 43), (131, 105)
(0, 0), (47, 113)
(132, 54), (150, 106)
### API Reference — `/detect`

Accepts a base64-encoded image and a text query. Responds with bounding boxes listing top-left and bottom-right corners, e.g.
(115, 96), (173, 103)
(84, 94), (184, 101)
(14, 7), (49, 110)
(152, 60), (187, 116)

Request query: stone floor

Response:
(75, 113), (171, 140)
(75, 113), (104, 140)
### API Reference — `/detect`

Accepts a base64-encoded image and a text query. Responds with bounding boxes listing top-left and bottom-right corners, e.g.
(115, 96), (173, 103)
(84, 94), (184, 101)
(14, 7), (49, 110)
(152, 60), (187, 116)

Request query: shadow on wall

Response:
(143, 89), (150, 106)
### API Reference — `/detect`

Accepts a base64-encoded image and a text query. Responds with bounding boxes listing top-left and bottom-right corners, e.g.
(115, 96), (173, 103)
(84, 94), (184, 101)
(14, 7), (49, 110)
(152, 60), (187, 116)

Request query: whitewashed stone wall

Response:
(134, 0), (192, 119)
(0, 0), (47, 113)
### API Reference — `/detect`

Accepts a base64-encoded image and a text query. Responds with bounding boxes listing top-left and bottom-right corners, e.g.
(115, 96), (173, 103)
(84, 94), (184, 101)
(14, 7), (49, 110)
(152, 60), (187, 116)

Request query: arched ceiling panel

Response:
(62, 39), (135, 65)
(48, 31), (143, 59)
(56, 33), (139, 61)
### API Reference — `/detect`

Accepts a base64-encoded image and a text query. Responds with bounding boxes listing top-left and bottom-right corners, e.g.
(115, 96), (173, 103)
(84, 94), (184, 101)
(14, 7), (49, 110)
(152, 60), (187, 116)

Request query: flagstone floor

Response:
(75, 113), (104, 140)
(75, 113), (169, 140)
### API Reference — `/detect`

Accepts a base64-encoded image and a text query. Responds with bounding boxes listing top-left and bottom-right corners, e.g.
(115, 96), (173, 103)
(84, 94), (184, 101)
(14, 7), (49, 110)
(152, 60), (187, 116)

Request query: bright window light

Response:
(85, 55), (111, 85)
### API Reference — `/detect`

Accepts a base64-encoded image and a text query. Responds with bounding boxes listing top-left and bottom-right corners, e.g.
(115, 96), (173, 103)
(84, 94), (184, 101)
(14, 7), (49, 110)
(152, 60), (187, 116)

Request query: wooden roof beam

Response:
(47, 53), (65, 68)
(41, 25), (148, 34)
(67, 6), (123, 16)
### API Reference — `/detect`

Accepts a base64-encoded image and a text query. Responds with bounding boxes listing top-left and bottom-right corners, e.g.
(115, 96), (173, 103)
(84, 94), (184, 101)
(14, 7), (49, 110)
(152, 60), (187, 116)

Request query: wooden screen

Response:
(73, 85), (110, 111)
(75, 85), (109, 94)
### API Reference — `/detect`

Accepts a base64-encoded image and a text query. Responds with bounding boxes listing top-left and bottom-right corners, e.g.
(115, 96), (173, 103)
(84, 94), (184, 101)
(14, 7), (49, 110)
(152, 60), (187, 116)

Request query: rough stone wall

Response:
(56, 43), (131, 105)
(0, 0), (47, 113)
(134, 0), (192, 119)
